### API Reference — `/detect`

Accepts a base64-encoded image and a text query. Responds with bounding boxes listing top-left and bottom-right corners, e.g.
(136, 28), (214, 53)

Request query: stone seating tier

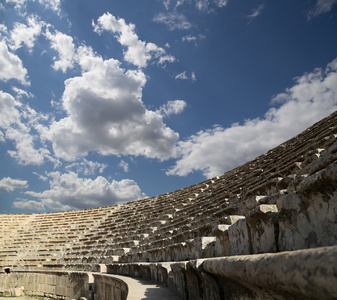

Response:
(1, 112), (337, 299)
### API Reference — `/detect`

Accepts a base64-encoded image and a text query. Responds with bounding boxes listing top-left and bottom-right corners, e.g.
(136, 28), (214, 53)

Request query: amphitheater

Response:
(1, 111), (337, 300)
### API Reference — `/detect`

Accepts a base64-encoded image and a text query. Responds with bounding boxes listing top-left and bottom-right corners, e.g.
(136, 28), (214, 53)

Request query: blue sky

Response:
(1, 0), (337, 214)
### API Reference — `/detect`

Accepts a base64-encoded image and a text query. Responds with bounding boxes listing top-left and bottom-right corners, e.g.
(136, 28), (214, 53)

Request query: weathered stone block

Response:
(244, 195), (267, 210)
(186, 237), (216, 259)
(202, 246), (337, 300)
(214, 224), (230, 257)
(168, 262), (188, 299)
(277, 165), (337, 252)
(246, 204), (278, 254)
(228, 218), (251, 255)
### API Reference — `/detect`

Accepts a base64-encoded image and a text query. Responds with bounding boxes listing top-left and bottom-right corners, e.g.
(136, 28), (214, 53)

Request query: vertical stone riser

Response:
(246, 205), (279, 254)
(228, 219), (252, 256)
(277, 175), (337, 252)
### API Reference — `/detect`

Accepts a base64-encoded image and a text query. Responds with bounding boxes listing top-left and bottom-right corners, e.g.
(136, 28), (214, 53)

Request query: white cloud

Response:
(45, 28), (75, 72)
(308, 0), (337, 19)
(175, 71), (196, 81)
(93, 12), (175, 68)
(118, 160), (129, 173)
(182, 35), (197, 43)
(38, 0), (61, 13)
(161, 0), (228, 10)
(23, 171), (147, 211)
(0, 24), (7, 33)
(175, 71), (188, 80)
(13, 199), (46, 211)
(158, 53), (176, 65)
(6, 0), (61, 13)
(153, 12), (193, 30)
(43, 46), (179, 161)
(168, 57), (337, 178)
(33, 172), (48, 181)
(0, 39), (29, 85)
(0, 91), (50, 165)
(163, 0), (171, 10)
(158, 100), (187, 116)
(65, 159), (107, 175)
(11, 87), (34, 99)
(5, 0), (26, 11)
(247, 4), (264, 19)
(0, 177), (28, 193)
(0, 91), (21, 128)
(8, 15), (45, 52)
(214, 0), (228, 7)
(196, 0), (209, 11)
(191, 71), (197, 81)
(182, 34), (205, 46)
(6, 126), (50, 165)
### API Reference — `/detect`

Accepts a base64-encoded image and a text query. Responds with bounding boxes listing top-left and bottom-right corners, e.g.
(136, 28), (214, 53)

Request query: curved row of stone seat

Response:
(56, 112), (337, 268)
(119, 132), (337, 261)
(0, 206), (122, 269)
(106, 246), (337, 300)
(1, 112), (337, 274)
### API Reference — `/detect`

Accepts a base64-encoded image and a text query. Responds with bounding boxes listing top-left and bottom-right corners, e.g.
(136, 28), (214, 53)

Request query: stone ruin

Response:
(1, 111), (337, 300)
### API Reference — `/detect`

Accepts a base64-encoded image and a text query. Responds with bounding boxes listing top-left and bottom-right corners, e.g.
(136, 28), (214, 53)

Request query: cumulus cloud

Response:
(158, 100), (187, 116)
(93, 12), (175, 68)
(37, 0), (61, 13)
(33, 172), (48, 181)
(13, 199), (46, 211)
(6, 0), (61, 13)
(0, 91), (50, 165)
(168, 57), (337, 178)
(6, 127), (50, 165)
(65, 159), (107, 175)
(5, 0), (27, 11)
(0, 91), (21, 128)
(45, 28), (76, 72)
(12, 87), (34, 99)
(43, 45), (179, 161)
(0, 177), (28, 193)
(8, 15), (45, 52)
(153, 12), (193, 30)
(0, 39), (29, 85)
(308, 0), (337, 19)
(22, 171), (147, 211)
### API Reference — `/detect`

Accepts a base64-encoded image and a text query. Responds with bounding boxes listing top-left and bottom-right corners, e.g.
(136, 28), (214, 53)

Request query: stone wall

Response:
(107, 246), (337, 300)
(0, 270), (128, 300)
(0, 270), (90, 299)
(93, 273), (128, 300)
